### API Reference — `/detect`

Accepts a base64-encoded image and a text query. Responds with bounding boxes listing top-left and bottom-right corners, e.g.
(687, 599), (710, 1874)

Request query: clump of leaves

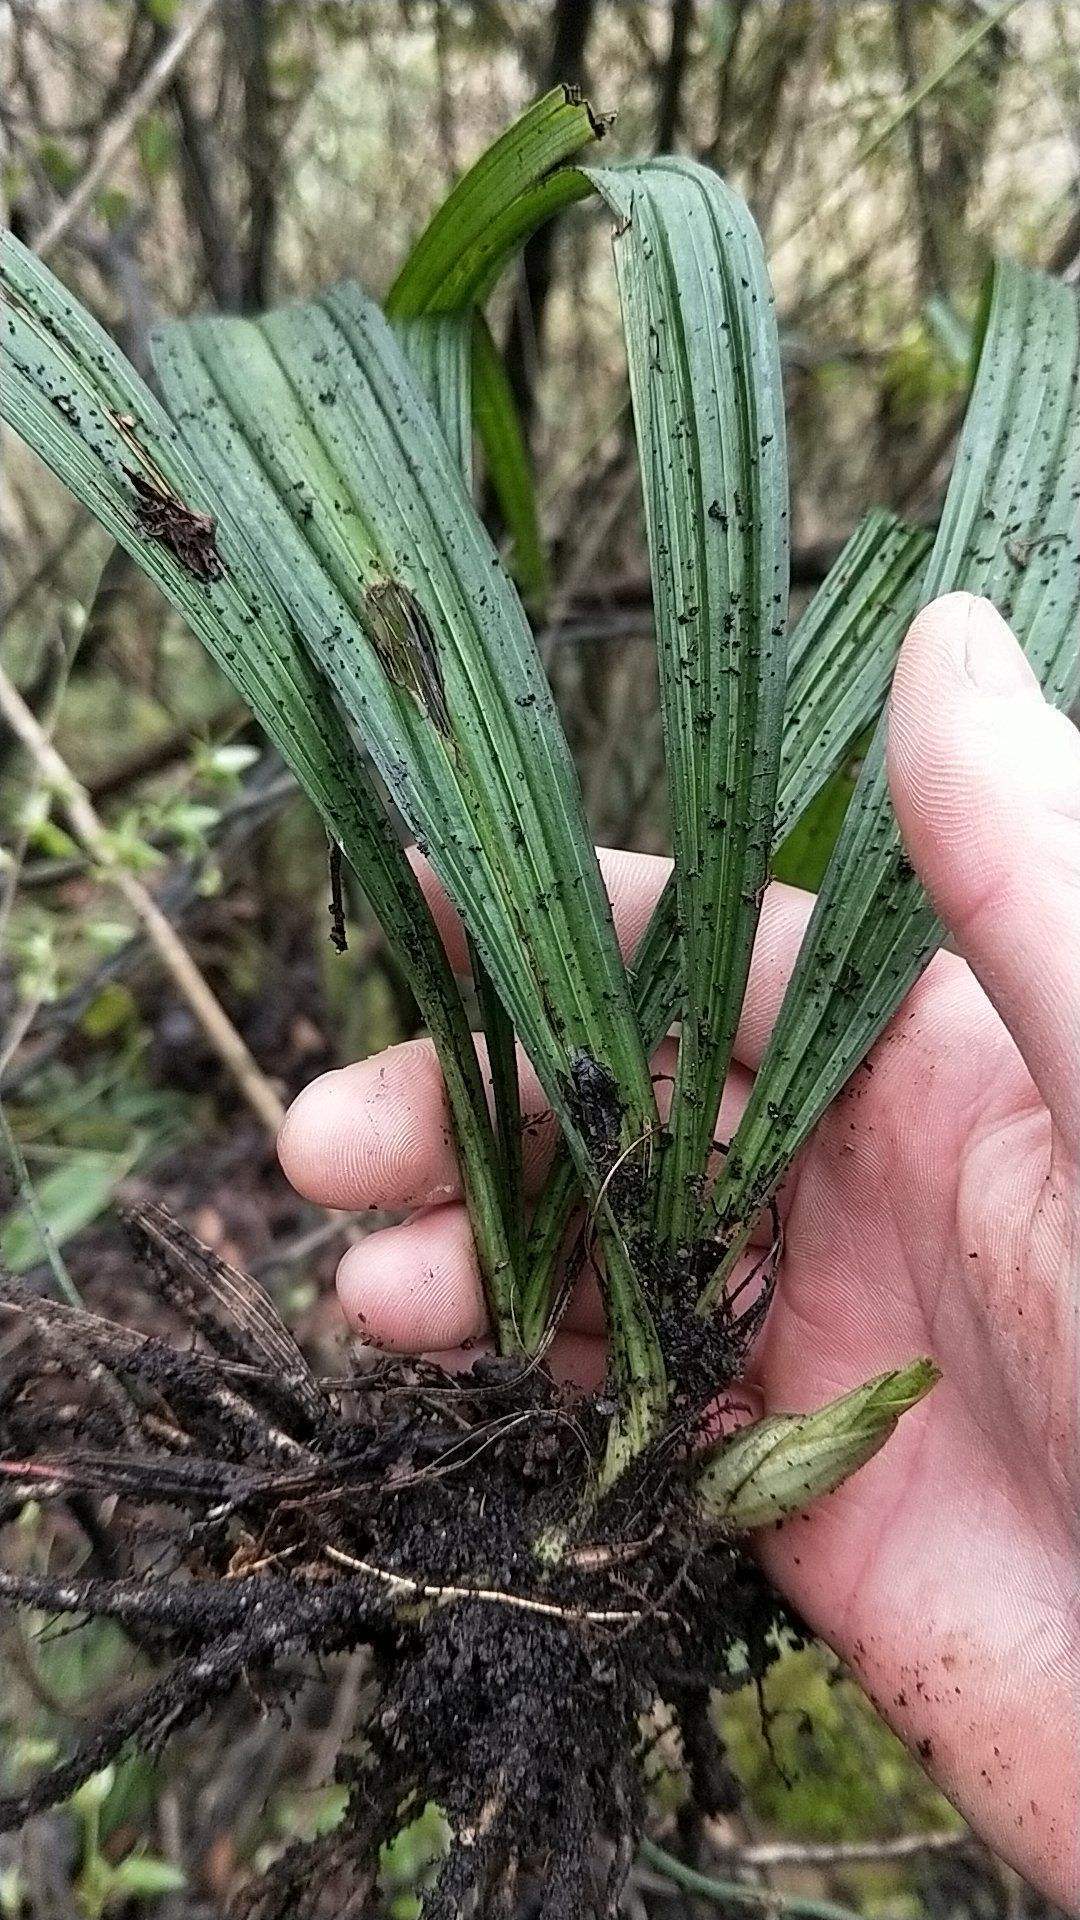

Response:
(2, 89), (1078, 1918)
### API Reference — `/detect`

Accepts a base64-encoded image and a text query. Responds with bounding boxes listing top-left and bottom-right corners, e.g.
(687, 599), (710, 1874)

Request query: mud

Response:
(0, 1207), (789, 1917)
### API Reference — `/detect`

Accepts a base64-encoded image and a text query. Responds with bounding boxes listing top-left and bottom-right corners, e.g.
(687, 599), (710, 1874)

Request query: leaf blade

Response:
(155, 282), (668, 1443)
(704, 260), (1080, 1290)
(471, 311), (550, 608)
(521, 512), (932, 1342)
(393, 311), (528, 1272)
(0, 232), (520, 1343)
(157, 290), (654, 1151)
(588, 159), (789, 1251)
(386, 86), (606, 318)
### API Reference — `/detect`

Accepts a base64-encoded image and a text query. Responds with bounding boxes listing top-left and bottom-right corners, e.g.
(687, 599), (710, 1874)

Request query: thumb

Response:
(887, 592), (1080, 1149)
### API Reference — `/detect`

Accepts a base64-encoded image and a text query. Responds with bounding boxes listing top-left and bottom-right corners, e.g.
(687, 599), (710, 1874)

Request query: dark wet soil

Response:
(0, 1207), (790, 1918)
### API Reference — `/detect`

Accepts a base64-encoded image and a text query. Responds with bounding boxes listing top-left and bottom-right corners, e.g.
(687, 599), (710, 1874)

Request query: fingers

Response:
(282, 848), (680, 1213)
(278, 1038), (556, 1213)
(411, 844), (675, 973)
(280, 879), (811, 1219)
(887, 592), (1080, 1148)
(331, 1064), (756, 1352)
(411, 841), (812, 1071)
(337, 1204), (487, 1351)
(336, 1203), (607, 1356)
(731, 884), (813, 1070)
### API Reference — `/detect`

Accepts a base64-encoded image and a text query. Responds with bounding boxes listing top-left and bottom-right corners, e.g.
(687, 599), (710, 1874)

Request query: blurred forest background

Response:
(2, 2), (1079, 1916)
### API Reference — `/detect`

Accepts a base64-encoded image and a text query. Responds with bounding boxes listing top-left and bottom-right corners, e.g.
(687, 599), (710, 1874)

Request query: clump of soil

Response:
(0, 1207), (788, 1918)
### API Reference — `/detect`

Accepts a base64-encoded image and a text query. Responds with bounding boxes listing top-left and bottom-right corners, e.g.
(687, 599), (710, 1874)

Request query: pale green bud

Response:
(695, 1360), (939, 1532)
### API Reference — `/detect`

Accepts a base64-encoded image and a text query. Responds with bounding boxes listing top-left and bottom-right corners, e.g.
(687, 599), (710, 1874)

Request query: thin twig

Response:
(0, 998), (40, 1083)
(639, 1838), (898, 1919)
(0, 660), (284, 1134)
(33, 0), (218, 262)
(728, 1827), (968, 1868)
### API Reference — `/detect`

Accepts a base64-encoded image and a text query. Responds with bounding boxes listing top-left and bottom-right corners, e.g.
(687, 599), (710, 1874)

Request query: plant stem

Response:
(639, 1839), (890, 1920)
(0, 1101), (83, 1309)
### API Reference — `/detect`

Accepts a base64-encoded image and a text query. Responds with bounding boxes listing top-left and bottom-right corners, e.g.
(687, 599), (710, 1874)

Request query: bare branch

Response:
(0, 659), (284, 1134)
(32, 0), (219, 263)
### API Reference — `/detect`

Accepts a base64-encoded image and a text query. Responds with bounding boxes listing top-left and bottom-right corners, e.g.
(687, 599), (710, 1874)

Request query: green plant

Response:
(1, 88), (1077, 1919)
(70, 1767), (186, 1918)
(0, 1742), (182, 1918)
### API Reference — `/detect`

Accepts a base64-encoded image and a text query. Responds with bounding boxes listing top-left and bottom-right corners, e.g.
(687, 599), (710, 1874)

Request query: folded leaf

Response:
(588, 160), (788, 1252)
(385, 86), (607, 318)
(695, 1360), (939, 1531)
(387, 93), (598, 612)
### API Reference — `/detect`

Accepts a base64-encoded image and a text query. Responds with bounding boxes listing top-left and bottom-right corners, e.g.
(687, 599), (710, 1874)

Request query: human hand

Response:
(279, 594), (1080, 1904)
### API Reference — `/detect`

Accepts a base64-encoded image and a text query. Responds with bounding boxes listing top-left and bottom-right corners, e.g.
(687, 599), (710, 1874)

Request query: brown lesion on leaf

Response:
(362, 577), (453, 737)
(125, 468), (224, 583)
(108, 404), (225, 583)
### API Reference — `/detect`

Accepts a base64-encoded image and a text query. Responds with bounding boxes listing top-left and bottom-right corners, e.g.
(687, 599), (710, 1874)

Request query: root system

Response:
(0, 1207), (792, 1917)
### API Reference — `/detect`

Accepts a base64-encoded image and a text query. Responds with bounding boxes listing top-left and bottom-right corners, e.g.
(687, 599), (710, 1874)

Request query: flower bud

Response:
(695, 1360), (939, 1531)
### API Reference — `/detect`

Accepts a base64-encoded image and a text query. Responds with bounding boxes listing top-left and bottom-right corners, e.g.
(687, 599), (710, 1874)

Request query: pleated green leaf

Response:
(0, 232), (518, 1337)
(471, 312), (550, 608)
(153, 286), (667, 1454)
(392, 310), (474, 481)
(385, 85), (607, 319)
(775, 511), (936, 841)
(703, 260), (1080, 1297)
(154, 291), (654, 1150)
(628, 510), (934, 1046)
(585, 161), (789, 1254)
(392, 310), (527, 1275)
(392, 166), (595, 324)
(519, 511), (933, 1344)
(772, 769), (853, 892)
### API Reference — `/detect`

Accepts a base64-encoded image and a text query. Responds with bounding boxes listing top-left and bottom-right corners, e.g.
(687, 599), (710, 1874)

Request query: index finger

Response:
(409, 843), (676, 975)
(409, 842), (814, 1072)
